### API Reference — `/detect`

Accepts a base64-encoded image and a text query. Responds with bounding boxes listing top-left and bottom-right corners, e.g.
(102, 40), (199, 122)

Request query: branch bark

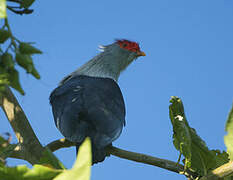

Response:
(45, 138), (198, 179)
(107, 145), (184, 173)
(200, 161), (233, 180)
(9, 137), (233, 179)
(0, 86), (44, 164)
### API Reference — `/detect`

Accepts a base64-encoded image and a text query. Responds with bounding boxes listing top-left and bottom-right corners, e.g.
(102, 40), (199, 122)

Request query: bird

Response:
(49, 39), (145, 164)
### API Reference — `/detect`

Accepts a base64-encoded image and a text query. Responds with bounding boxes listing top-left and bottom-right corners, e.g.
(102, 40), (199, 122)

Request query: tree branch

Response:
(7, 6), (34, 15)
(45, 138), (198, 179)
(46, 139), (233, 179)
(200, 161), (233, 180)
(107, 145), (184, 173)
(0, 86), (44, 164)
(46, 138), (75, 152)
(7, 0), (21, 3)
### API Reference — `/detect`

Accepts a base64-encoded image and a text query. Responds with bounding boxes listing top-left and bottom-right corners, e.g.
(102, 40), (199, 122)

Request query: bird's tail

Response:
(76, 142), (106, 165)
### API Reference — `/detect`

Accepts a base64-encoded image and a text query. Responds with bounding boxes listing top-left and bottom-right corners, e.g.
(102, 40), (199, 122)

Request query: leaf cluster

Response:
(6, 0), (35, 15)
(224, 106), (233, 160)
(169, 96), (233, 179)
(0, 18), (42, 95)
(0, 137), (92, 180)
(0, 133), (17, 165)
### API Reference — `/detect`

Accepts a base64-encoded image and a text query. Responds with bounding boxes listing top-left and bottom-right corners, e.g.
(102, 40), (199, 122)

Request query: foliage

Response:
(169, 96), (230, 176)
(54, 137), (92, 180)
(0, 138), (92, 180)
(224, 105), (233, 160)
(39, 147), (66, 170)
(0, 0), (6, 18)
(0, 0), (41, 95)
(0, 133), (17, 164)
(0, 165), (62, 180)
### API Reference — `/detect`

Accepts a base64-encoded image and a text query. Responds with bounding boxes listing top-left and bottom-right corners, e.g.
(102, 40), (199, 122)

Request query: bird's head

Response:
(98, 39), (146, 74)
(73, 39), (146, 81)
(115, 39), (146, 57)
(99, 39), (145, 60)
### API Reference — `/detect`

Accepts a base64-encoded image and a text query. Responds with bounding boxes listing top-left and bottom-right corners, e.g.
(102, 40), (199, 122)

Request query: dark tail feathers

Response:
(76, 142), (106, 165)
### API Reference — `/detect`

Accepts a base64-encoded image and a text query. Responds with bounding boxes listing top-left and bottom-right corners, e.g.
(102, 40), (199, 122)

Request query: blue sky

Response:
(1, 0), (233, 179)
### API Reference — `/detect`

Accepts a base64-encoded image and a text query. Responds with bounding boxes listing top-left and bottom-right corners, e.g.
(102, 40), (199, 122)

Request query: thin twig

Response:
(7, 0), (21, 3)
(107, 145), (184, 173)
(0, 86), (44, 164)
(6, 6), (21, 9)
(7, 6), (34, 15)
(4, 19), (17, 50)
(46, 138), (75, 152)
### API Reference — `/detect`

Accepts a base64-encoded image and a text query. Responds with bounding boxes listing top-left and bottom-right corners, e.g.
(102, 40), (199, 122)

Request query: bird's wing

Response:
(50, 75), (126, 147)
(49, 76), (88, 142)
(82, 76), (126, 146)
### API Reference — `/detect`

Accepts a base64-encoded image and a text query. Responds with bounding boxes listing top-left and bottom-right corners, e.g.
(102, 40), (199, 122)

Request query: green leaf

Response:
(39, 147), (65, 170)
(0, 158), (5, 167)
(23, 165), (62, 180)
(169, 97), (192, 169)
(211, 150), (229, 168)
(0, 165), (28, 180)
(224, 105), (233, 160)
(15, 53), (40, 79)
(0, 70), (9, 85)
(0, 29), (10, 43)
(189, 128), (217, 175)
(16, 53), (33, 72)
(8, 69), (25, 95)
(0, 164), (62, 180)
(1, 53), (15, 70)
(0, 69), (8, 92)
(0, 61), (24, 95)
(21, 0), (35, 8)
(19, 43), (42, 54)
(0, 135), (18, 160)
(169, 96), (229, 176)
(0, 0), (7, 18)
(0, 135), (63, 179)
(54, 137), (92, 180)
(30, 66), (40, 79)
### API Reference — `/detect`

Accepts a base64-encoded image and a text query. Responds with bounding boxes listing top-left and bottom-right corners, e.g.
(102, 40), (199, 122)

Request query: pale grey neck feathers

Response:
(61, 43), (136, 84)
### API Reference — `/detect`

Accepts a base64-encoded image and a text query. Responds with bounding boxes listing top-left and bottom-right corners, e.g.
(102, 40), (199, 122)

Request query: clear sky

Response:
(1, 0), (233, 179)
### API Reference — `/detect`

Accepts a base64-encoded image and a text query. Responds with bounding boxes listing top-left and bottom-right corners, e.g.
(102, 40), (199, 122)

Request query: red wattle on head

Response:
(116, 39), (140, 53)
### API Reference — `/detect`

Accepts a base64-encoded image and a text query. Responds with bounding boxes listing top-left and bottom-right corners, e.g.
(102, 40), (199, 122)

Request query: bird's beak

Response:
(137, 51), (146, 57)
